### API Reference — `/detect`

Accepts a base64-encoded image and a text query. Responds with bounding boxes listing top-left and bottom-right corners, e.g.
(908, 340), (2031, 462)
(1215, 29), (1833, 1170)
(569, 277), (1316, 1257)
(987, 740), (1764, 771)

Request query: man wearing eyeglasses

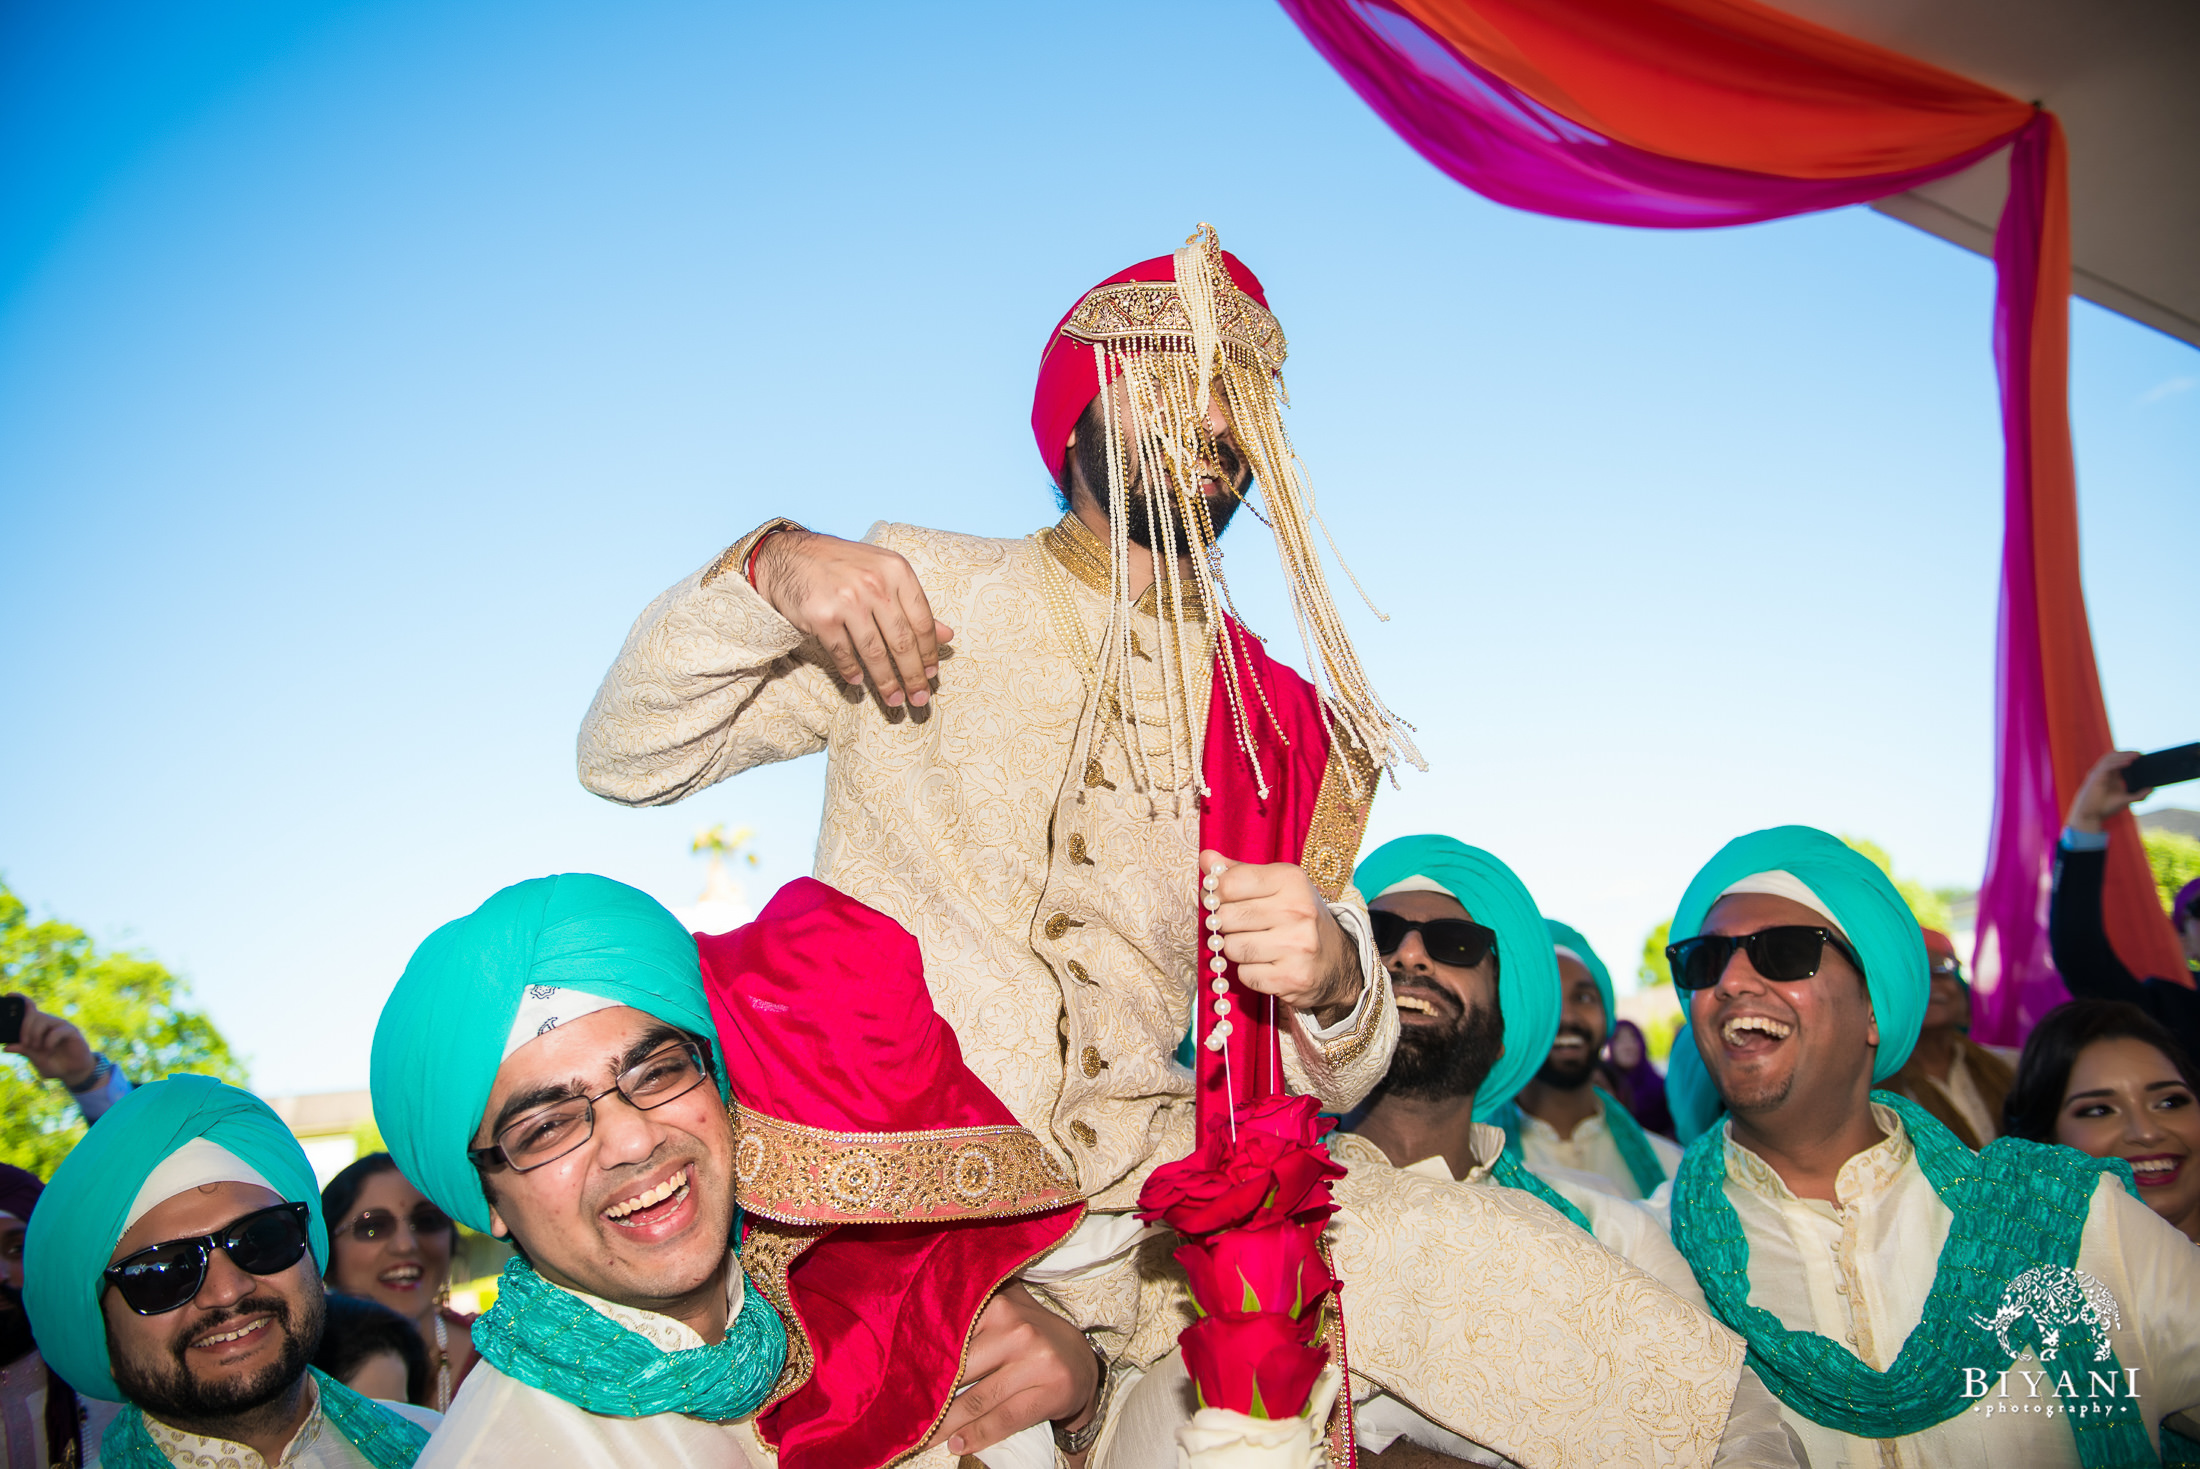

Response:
(372, 872), (1097, 1469)
(1661, 826), (2200, 1468)
(1317, 835), (1796, 1468)
(23, 1075), (436, 1469)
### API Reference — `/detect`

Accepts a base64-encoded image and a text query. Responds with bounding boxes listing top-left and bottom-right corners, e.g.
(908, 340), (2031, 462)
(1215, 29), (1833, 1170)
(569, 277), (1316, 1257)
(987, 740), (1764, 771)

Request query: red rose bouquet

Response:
(1138, 1094), (1346, 1419)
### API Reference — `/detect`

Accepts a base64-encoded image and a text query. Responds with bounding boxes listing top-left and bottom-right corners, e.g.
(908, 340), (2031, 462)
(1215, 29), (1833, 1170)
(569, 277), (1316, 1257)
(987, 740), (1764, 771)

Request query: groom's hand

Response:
(752, 529), (953, 710)
(1201, 850), (1361, 1028)
(925, 1283), (1101, 1458)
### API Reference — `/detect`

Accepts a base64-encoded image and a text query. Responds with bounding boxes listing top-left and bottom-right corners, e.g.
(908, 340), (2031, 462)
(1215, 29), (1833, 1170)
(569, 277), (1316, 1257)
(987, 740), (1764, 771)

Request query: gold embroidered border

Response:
(1038, 514), (1206, 621)
(1301, 736), (1377, 902)
(733, 1103), (1080, 1226)
(739, 1217), (825, 1415)
(1061, 280), (1287, 375)
(701, 517), (806, 588)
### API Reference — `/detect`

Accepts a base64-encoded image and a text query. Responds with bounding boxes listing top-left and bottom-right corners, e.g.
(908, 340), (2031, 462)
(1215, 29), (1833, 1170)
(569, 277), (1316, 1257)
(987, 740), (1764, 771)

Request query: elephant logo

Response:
(1970, 1266), (2121, 1363)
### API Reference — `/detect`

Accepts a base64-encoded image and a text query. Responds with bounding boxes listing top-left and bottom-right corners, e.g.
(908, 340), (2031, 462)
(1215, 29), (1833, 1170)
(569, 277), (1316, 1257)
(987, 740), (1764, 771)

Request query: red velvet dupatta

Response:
(700, 879), (1084, 1469)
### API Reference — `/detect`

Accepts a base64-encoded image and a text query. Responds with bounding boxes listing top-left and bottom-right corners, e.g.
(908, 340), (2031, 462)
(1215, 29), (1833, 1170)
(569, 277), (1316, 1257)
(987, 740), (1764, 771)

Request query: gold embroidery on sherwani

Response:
(1327, 1132), (1743, 1468)
(700, 517), (805, 588)
(577, 519), (1399, 1212)
(731, 1103), (1078, 1225)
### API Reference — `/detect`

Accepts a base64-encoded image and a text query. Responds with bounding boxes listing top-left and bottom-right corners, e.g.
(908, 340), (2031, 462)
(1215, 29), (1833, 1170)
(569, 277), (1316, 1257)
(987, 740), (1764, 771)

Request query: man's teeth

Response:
(605, 1168), (691, 1220)
(196, 1318), (267, 1347)
(1723, 1016), (1794, 1044)
(1395, 995), (1436, 1015)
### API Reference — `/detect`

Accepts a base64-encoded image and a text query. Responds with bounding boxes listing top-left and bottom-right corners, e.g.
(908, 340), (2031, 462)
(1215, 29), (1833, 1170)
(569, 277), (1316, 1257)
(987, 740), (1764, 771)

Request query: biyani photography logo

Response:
(1960, 1266), (2140, 1421)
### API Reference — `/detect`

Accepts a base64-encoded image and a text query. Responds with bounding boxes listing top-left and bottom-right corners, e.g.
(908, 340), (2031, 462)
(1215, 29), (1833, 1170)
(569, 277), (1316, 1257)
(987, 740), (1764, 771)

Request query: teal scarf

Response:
(1496, 1090), (1669, 1200)
(101, 1368), (428, 1469)
(1486, 1146), (1592, 1234)
(1672, 1092), (2154, 1467)
(472, 1255), (787, 1421)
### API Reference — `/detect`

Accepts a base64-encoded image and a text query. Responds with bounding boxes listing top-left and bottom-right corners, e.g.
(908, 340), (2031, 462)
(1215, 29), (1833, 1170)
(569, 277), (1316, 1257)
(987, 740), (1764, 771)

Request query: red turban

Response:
(1030, 248), (1273, 484)
(1921, 927), (1960, 968)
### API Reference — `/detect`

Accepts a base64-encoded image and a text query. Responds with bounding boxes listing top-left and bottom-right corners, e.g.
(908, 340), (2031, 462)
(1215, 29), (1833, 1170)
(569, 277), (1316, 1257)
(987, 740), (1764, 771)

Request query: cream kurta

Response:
(579, 517), (1395, 1210)
(1713, 1104), (2200, 1468)
(104, 1380), (439, 1469)
(1517, 1094), (1685, 1203)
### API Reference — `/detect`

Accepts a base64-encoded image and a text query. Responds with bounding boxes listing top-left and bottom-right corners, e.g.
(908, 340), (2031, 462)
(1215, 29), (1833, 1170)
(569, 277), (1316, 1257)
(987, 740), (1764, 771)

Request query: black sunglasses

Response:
(341, 1204), (453, 1244)
(1666, 926), (1864, 992)
(104, 1202), (312, 1317)
(1370, 911), (1498, 970)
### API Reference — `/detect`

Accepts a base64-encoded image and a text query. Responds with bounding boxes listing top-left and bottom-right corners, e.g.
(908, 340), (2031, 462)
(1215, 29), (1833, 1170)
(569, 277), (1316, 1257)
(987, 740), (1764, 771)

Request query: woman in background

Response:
(321, 1151), (480, 1408)
(315, 1294), (433, 1405)
(2005, 1000), (2200, 1244)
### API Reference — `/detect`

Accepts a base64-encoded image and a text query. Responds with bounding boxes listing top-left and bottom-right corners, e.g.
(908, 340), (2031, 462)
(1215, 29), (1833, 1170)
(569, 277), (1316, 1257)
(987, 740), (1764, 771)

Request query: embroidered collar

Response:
(1516, 1107), (1610, 1146)
(564, 1253), (746, 1352)
(144, 1376), (322, 1468)
(1039, 514), (1207, 622)
(1722, 1101), (1911, 1212)
(1365, 1122), (1509, 1186)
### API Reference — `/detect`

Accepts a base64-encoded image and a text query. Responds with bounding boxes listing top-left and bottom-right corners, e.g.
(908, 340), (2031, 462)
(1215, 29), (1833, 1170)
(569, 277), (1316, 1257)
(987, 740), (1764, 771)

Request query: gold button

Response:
(1084, 757), (1116, 791)
(1066, 960), (1092, 985)
(1045, 913), (1083, 942)
(1067, 833), (1094, 866)
(1071, 1120), (1097, 1147)
(1081, 1046), (1109, 1078)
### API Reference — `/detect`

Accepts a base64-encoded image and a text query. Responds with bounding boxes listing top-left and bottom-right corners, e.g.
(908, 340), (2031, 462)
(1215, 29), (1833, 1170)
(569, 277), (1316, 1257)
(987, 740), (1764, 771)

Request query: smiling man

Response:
(1326, 835), (1795, 1468)
(1506, 919), (1683, 1202)
(23, 1075), (435, 1469)
(1665, 826), (2200, 1468)
(372, 872), (1096, 1469)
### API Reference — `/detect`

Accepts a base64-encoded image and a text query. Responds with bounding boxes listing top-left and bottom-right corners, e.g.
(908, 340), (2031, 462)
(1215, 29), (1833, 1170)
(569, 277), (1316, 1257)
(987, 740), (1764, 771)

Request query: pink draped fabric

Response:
(1280, 0), (2185, 1036)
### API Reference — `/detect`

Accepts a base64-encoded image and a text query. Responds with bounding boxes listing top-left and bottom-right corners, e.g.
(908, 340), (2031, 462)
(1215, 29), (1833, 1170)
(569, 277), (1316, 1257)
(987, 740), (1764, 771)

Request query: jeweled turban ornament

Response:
(1030, 225), (1422, 802)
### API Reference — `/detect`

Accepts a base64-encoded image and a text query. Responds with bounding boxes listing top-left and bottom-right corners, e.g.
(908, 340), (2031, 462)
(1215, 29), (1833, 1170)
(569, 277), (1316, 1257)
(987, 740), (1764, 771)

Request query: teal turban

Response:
(24, 1075), (327, 1402)
(1543, 919), (1614, 1040)
(1355, 836), (1557, 1119)
(1664, 1028), (1724, 1144)
(371, 873), (723, 1236)
(1670, 825), (1928, 1095)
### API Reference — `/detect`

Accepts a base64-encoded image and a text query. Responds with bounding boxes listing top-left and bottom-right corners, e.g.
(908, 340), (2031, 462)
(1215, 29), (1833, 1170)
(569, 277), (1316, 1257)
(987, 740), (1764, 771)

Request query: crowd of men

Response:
(6, 229), (2199, 1469)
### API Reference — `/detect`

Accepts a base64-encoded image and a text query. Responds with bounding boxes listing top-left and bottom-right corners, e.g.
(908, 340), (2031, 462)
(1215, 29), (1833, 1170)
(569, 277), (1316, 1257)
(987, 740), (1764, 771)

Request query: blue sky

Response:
(3, 0), (2192, 1098)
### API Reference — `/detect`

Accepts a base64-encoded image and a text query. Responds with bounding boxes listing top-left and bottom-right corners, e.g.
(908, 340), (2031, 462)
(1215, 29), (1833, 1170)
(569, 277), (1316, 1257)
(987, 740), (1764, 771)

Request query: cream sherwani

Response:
(98, 1380), (439, 1469)
(579, 516), (1395, 1214)
(1516, 1095), (1685, 1203)
(1710, 1104), (2200, 1468)
(416, 1262), (767, 1469)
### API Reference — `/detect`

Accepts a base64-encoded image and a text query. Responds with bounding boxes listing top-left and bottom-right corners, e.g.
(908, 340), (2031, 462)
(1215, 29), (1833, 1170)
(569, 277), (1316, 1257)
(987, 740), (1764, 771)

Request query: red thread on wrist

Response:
(745, 530), (783, 592)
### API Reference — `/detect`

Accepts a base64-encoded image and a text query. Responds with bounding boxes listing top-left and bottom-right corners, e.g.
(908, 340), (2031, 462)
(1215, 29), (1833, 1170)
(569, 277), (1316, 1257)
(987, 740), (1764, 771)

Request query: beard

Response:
(1383, 991), (1506, 1102)
(110, 1290), (321, 1425)
(0, 1286), (33, 1366)
(1067, 401), (1249, 553)
(1533, 1025), (1601, 1090)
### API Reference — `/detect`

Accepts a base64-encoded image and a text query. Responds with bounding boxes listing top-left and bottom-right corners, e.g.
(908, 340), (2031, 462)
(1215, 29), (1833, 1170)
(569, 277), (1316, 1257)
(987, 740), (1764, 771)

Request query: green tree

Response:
(1639, 921), (1672, 989)
(0, 881), (244, 1178)
(1840, 837), (1953, 932)
(2144, 829), (2200, 916)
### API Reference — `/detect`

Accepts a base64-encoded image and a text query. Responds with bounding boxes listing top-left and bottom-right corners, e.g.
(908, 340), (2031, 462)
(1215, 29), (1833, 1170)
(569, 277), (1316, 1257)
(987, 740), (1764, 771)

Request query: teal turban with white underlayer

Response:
(1664, 825), (1929, 1142)
(24, 1075), (328, 1403)
(1354, 836), (1558, 1120)
(1543, 919), (1614, 1040)
(370, 873), (725, 1236)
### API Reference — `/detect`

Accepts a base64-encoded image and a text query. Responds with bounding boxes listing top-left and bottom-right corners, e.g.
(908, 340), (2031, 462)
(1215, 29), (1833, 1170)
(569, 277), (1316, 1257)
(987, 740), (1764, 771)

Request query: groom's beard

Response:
(1383, 985), (1505, 1102)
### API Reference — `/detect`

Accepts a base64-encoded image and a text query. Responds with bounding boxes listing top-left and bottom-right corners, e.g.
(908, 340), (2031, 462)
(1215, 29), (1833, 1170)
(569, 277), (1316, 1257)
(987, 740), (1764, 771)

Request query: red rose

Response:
(1181, 1311), (1331, 1419)
(1139, 1127), (1347, 1235)
(1236, 1094), (1338, 1149)
(1177, 1217), (1337, 1318)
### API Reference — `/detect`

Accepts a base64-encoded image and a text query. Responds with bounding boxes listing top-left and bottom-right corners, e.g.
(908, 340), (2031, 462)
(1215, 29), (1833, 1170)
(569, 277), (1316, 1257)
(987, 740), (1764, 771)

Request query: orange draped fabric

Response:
(1331, 0), (2185, 997)
(2015, 122), (2187, 988)
(1389, 0), (2033, 177)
